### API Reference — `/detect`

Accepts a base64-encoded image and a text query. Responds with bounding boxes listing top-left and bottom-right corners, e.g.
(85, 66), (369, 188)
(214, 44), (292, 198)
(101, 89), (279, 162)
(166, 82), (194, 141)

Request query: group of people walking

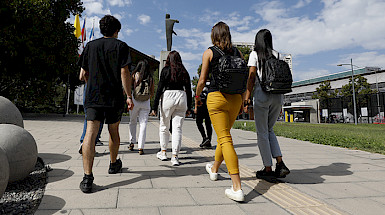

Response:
(77, 15), (290, 202)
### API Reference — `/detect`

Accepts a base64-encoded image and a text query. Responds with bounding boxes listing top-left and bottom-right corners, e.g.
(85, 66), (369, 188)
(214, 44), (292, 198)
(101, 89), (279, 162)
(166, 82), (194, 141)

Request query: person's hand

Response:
(150, 110), (157, 116)
(243, 99), (251, 114)
(127, 97), (134, 110)
(195, 96), (202, 108)
(194, 107), (198, 114)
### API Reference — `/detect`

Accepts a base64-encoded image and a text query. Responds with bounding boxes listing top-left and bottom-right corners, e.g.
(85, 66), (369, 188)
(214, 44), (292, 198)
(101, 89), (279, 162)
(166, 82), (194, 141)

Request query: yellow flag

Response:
(74, 14), (81, 38)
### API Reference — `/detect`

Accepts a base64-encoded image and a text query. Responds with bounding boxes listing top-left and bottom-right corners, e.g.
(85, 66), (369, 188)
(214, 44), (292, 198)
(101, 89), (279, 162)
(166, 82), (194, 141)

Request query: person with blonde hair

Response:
(195, 21), (245, 202)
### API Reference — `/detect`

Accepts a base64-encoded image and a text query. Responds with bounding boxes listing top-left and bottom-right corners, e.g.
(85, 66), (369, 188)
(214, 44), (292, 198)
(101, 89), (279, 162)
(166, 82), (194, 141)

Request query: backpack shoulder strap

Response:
(213, 46), (225, 57)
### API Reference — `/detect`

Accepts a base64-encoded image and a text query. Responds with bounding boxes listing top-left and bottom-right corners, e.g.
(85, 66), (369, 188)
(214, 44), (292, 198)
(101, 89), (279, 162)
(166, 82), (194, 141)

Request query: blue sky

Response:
(71, 0), (385, 81)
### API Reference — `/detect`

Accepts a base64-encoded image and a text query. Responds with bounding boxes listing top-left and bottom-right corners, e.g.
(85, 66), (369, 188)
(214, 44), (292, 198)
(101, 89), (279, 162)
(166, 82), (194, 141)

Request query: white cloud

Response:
(108, 0), (132, 7)
(177, 28), (212, 50)
(138, 14), (151, 25)
(252, 0), (385, 56)
(82, 0), (110, 16)
(336, 52), (385, 69)
(179, 51), (202, 62)
(125, 28), (134, 36)
(294, 69), (330, 82)
(293, 0), (312, 9)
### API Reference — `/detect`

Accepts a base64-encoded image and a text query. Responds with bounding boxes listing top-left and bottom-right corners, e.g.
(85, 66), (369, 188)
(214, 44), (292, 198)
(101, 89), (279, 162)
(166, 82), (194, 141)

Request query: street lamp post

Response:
(337, 58), (358, 125)
(375, 70), (381, 120)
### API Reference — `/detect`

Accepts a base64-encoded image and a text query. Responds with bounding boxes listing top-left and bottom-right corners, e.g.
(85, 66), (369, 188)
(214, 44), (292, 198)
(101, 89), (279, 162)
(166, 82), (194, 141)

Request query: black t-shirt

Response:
(78, 37), (132, 108)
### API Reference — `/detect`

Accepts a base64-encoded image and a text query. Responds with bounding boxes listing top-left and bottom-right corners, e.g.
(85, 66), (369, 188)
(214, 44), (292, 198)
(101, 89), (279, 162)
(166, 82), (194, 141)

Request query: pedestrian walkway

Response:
(24, 115), (385, 215)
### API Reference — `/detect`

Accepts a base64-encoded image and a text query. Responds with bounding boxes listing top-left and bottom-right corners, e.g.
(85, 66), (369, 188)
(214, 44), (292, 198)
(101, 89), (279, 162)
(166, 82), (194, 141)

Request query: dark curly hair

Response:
(99, 15), (121, 37)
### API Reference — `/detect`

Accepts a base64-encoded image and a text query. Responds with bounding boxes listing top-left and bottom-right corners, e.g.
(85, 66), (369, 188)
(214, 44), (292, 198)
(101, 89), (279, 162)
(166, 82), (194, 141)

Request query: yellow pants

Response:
(207, 91), (242, 175)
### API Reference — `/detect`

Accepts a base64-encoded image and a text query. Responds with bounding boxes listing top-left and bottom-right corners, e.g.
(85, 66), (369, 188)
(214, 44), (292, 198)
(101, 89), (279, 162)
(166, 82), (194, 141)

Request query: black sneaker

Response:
(256, 168), (277, 183)
(79, 173), (94, 193)
(199, 138), (212, 149)
(108, 158), (122, 174)
(275, 161), (290, 178)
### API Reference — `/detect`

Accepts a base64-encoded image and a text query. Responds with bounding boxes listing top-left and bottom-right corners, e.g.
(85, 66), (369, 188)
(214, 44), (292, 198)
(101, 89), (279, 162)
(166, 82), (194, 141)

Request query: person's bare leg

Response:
(230, 174), (242, 191)
(108, 121), (120, 163)
(276, 156), (283, 163)
(211, 160), (222, 173)
(82, 120), (100, 175)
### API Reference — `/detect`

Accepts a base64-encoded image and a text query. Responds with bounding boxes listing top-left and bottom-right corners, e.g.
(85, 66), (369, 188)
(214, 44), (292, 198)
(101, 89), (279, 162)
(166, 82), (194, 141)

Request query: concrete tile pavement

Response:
(23, 115), (385, 215)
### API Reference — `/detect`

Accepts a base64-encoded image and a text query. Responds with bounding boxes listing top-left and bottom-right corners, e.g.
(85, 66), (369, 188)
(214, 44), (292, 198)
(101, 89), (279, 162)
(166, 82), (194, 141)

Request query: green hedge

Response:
(233, 121), (385, 155)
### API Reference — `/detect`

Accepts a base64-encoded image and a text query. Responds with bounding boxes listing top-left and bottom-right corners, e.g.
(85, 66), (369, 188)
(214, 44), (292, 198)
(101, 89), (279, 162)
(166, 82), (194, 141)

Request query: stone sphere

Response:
(0, 96), (24, 128)
(0, 124), (37, 182)
(0, 147), (9, 198)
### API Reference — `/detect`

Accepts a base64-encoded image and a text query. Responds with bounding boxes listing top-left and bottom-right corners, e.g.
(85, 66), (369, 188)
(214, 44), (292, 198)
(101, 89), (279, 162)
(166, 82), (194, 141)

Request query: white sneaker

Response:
(78, 143), (83, 154)
(225, 186), (245, 202)
(171, 156), (180, 166)
(157, 151), (168, 161)
(205, 163), (218, 181)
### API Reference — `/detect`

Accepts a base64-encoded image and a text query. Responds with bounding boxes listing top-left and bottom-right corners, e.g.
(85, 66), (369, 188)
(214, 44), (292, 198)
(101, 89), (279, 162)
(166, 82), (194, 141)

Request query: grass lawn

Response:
(233, 121), (385, 155)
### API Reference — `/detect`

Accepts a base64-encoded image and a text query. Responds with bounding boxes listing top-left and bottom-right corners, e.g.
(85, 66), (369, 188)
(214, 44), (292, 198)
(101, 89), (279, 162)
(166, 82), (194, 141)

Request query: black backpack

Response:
(212, 46), (248, 94)
(260, 54), (292, 94)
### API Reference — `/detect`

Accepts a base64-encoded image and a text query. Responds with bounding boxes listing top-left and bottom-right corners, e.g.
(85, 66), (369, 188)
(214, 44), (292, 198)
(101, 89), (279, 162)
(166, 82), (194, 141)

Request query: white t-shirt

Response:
(247, 50), (280, 81)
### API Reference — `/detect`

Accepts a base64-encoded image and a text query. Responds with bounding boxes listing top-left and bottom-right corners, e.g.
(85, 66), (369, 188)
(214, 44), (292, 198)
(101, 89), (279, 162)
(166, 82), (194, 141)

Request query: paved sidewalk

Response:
(23, 115), (385, 215)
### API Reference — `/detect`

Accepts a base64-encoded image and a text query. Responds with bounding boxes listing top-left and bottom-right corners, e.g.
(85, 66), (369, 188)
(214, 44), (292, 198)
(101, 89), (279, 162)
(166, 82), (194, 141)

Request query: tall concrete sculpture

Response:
(165, 14), (179, 51)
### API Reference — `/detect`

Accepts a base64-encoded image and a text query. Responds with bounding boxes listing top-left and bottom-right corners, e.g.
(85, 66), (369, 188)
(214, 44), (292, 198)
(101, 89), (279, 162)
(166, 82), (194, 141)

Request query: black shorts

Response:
(86, 107), (124, 124)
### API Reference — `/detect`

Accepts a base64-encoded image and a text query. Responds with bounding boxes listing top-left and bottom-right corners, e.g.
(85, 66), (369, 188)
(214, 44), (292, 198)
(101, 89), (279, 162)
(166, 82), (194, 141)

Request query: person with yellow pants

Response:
(195, 21), (245, 202)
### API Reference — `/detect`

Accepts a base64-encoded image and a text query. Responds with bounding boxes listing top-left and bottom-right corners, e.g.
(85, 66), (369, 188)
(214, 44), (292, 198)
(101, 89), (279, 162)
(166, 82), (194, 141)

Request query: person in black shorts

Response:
(78, 15), (134, 193)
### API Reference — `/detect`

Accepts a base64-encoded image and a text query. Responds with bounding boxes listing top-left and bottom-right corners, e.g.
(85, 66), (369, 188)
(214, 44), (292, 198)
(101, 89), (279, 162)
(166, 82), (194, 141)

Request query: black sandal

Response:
(128, 143), (134, 151)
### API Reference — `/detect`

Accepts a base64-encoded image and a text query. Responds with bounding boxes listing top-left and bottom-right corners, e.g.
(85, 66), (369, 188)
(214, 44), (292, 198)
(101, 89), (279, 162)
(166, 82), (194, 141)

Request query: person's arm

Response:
(79, 68), (89, 82)
(150, 79), (155, 98)
(152, 68), (167, 115)
(185, 74), (192, 114)
(195, 49), (212, 108)
(236, 47), (246, 114)
(121, 65), (134, 110)
(244, 66), (256, 113)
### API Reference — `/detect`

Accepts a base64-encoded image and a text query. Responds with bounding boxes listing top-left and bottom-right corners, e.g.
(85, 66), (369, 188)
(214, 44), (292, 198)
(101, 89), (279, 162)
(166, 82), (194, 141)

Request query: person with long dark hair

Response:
(195, 21), (245, 202)
(151, 51), (192, 166)
(244, 29), (290, 183)
(128, 59), (154, 155)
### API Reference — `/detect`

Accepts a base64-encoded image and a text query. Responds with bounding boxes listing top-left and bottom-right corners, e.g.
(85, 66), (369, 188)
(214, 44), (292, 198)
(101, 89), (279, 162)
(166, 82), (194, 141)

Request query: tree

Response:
(312, 81), (338, 109)
(0, 0), (84, 113)
(340, 75), (376, 114)
(237, 45), (252, 63)
(312, 81), (338, 99)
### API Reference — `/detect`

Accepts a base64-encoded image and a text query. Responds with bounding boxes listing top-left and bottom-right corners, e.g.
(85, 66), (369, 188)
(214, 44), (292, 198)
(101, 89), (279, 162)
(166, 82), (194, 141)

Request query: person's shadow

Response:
(282, 162), (353, 184)
(243, 162), (353, 202)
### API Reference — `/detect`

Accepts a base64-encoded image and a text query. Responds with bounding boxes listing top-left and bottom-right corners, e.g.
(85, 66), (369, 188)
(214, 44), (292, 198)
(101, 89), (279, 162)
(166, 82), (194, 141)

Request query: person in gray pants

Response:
(244, 29), (290, 183)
